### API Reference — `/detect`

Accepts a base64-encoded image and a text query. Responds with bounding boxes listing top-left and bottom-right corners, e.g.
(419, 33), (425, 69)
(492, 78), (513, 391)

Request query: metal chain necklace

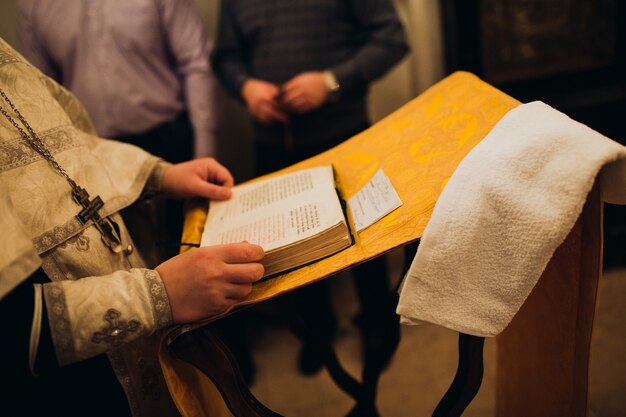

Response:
(0, 87), (123, 253)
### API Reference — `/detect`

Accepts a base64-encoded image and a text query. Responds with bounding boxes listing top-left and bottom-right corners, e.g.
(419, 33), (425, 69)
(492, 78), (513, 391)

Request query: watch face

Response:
(323, 71), (340, 93)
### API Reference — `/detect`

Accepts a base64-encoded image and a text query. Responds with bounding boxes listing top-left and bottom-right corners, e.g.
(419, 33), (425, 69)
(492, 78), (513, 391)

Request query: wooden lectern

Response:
(495, 182), (602, 417)
(160, 71), (606, 417)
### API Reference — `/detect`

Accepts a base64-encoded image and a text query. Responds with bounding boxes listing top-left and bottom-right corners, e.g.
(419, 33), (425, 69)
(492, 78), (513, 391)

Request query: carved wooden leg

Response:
(170, 325), (284, 417)
(432, 334), (485, 417)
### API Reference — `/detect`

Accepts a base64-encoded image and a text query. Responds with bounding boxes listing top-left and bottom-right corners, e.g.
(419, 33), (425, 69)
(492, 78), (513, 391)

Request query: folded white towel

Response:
(396, 101), (626, 337)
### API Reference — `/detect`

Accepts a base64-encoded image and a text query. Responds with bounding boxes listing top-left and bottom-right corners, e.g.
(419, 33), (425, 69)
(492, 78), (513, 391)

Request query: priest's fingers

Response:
(204, 158), (235, 188)
(223, 263), (266, 284)
(194, 181), (234, 201)
(224, 282), (255, 300)
(194, 158), (233, 200)
(157, 243), (263, 322)
(217, 242), (265, 264)
(161, 158), (234, 200)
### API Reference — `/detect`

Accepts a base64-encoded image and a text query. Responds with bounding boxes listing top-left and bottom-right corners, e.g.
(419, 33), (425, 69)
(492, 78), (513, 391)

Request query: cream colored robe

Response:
(0, 39), (180, 417)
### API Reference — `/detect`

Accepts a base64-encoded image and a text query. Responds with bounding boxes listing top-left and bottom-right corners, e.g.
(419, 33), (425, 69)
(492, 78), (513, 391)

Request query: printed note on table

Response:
(348, 169), (402, 232)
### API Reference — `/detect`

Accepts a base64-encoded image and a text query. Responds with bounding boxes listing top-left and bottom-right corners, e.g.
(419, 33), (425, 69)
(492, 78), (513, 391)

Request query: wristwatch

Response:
(322, 70), (341, 101)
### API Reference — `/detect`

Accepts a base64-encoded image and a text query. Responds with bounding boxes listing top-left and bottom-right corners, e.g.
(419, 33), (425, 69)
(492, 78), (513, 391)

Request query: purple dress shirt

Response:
(17, 0), (219, 157)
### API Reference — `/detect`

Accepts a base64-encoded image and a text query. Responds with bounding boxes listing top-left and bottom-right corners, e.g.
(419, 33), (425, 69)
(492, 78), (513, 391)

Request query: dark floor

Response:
(243, 247), (626, 417)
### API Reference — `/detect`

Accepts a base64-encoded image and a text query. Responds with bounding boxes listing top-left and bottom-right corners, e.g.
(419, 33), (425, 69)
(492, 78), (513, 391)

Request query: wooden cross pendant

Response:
(72, 186), (123, 253)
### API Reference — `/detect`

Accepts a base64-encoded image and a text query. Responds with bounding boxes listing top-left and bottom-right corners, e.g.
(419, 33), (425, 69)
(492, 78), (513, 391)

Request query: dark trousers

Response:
(117, 112), (194, 164)
(116, 112), (194, 266)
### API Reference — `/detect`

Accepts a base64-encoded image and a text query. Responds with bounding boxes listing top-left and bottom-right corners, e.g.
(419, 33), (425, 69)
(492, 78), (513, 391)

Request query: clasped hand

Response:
(242, 71), (329, 124)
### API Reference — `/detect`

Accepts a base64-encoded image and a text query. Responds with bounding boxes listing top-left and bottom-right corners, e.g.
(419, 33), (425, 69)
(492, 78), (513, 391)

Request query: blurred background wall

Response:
(438, 0), (626, 266)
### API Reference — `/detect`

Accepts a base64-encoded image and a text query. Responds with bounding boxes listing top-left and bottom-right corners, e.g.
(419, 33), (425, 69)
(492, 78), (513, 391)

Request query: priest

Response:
(0, 38), (264, 417)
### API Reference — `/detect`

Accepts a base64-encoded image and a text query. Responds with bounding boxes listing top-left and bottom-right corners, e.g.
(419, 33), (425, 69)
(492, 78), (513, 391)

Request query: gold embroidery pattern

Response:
(43, 284), (75, 365)
(142, 269), (172, 328)
(58, 230), (91, 252)
(0, 126), (79, 172)
(0, 49), (20, 67)
(33, 217), (86, 254)
(91, 309), (142, 346)
(138, 358), (162, 401)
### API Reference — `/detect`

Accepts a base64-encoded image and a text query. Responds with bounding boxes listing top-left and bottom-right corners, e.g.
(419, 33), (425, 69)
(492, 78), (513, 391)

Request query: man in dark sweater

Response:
(212, 0), (409, 378)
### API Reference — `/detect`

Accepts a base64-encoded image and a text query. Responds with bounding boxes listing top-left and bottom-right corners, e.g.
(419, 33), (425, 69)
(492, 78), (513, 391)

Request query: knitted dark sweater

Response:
(212, 0), (409, 146)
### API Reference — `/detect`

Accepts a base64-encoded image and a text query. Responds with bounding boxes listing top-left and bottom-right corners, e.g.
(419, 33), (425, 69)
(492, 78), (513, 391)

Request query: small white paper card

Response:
(348, 169), (402, 232)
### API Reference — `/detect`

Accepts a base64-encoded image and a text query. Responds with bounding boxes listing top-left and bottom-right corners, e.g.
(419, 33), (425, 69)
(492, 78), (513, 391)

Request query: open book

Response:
(200, 165), (352, 277)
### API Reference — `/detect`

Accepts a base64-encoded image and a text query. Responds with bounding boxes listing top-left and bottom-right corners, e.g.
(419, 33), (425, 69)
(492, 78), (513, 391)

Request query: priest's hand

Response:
(156, 242), (265, 323)
(162, 157), (234, 200)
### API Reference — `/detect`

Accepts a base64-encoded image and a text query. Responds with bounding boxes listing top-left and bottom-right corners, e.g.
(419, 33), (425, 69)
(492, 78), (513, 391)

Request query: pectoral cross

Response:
(72, 186), (123, 253)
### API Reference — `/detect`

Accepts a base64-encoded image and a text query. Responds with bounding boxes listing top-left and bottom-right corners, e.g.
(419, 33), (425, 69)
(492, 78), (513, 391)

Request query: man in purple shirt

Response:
(17, 0), (220, 265)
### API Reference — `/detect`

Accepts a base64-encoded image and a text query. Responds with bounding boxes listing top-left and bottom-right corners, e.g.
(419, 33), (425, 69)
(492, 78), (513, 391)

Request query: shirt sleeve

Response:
(16, 0), (60, 80)
(42, 268), (173, 366)
(211, 0), (251, 100)
(159, 0), (220, 157)
(330, 0), (410, 93)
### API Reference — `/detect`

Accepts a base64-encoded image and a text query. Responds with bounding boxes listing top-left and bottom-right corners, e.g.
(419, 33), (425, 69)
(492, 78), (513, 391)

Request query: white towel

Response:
(396, 101), (626, 337)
